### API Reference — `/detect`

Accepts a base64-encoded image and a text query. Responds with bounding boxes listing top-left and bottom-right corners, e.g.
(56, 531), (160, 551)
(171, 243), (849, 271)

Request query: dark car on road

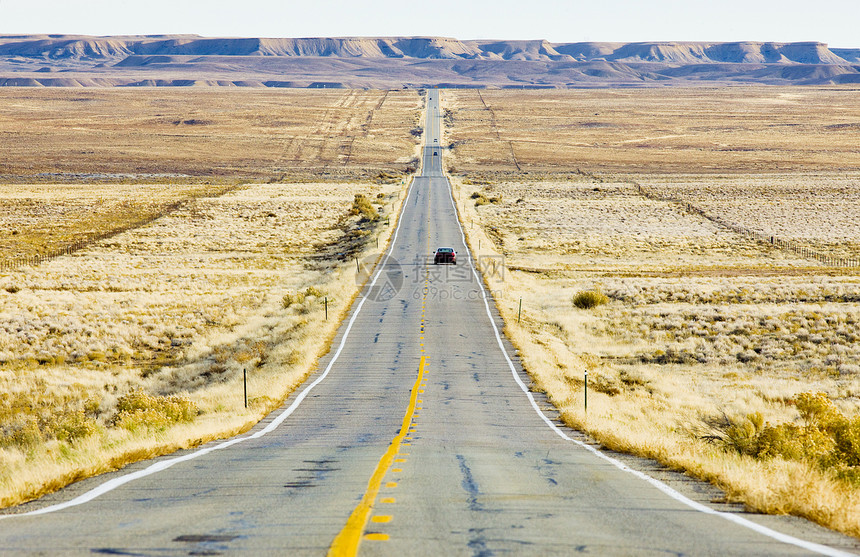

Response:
(434, 247), (456, 265)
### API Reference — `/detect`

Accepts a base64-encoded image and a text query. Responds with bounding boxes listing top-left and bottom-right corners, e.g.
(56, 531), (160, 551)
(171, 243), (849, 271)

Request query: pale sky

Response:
(1, 0), (858, 48)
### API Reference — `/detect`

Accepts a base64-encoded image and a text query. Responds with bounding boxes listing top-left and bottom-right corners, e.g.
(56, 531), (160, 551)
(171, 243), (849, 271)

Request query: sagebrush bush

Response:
(114, 408), (172, 433)
(573, 290), (609, 309)
(282, 291), (306, 308)
(350, 194), (379, 221)
(113, 390), (197, 433)
(471, 191), (502, 206)
(2, 419), (43, 450)
(715, 392), (860, 484)
(52, 410), (101, 443)
(1, 391), (101, 449)
(283, 286), (324, 309)
(304, 286), (324, 299)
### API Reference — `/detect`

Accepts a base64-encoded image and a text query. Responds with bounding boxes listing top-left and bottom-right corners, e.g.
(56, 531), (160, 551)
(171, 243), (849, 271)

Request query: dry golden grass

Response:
(0, 88), (421, 180)
(636, 174), (860, 260)
(452, 172), (860, 536)
(445, 86), (860, 535)
(0, 88), (422, 265)
(0, 182), (234, 265)
(0, 88), (421, 508)
(444, 87), (860, 174)
(0, 179), (409, 507)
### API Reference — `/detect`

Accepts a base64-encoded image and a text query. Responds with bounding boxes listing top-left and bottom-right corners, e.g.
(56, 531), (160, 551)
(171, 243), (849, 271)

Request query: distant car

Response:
(434, 247), (456, 265)
(434, 138), (438, 142)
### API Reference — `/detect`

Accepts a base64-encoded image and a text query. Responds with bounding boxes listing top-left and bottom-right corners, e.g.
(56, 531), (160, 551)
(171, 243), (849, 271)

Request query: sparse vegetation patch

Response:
(572, 290), (609, 309)
(444, 88), (860, 174)
(0, 179), (406, 508)
(351, 193), (380, 222)
(0, 88), (422, 182)
(452, 172), (860, 536)
(709, 392), (860, 486)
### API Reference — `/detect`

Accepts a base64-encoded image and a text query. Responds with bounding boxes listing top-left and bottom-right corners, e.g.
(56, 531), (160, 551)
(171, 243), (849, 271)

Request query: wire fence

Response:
(632, 182), (860, 268)
(0, 199), (188, 273)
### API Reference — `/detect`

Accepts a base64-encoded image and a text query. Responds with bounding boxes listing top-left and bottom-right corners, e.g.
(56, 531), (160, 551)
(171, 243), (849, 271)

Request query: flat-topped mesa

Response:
(0, 36), (135, 60)
(552, 40), (853, 65)
(832, 48), (860, 63)
(2, 35), (859, 88)
(473, 40), (566, 61)
(0, 35), (853, 64)
(0, 35), (482, 60)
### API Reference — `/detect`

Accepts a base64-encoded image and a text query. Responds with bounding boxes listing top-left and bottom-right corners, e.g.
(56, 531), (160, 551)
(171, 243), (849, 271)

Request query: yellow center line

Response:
(327, 355), (427, 556)
(329, 157), (437, 554)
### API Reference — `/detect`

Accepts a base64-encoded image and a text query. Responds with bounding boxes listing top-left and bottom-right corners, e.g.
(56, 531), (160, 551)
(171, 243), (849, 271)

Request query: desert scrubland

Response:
(445, 88), (860, 535)
(0, 89), (421, 507)
(0, 88), (420, 180)
(0, 88), (421, 265)
(445, 87), (860, 173)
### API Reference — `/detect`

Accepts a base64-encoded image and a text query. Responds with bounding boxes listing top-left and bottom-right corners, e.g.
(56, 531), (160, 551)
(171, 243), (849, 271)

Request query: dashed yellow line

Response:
(328, 188), (438, 555)
(327, 356), (427, 556)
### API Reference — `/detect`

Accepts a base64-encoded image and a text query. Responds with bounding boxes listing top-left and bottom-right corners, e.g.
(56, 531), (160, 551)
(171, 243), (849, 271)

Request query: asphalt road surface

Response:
(1, 92), (859, 557)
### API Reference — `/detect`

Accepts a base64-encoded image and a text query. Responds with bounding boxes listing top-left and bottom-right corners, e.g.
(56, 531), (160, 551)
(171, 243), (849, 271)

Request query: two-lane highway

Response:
(0, 91), (857, 556)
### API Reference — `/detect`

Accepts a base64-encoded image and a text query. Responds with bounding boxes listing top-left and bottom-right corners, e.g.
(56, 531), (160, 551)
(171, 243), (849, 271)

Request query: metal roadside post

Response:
(584, 370), (588, 413)
(243, 368), (248, 409)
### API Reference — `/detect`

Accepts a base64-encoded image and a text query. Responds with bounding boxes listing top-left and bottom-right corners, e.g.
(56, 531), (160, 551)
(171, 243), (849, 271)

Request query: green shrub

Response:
(470, 192), (487, 205)
(573, 290), (609, 309)
(470, 191), (502, 206)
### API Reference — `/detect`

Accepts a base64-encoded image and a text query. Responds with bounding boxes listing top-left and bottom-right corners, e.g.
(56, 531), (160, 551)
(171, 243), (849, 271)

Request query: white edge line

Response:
(0, 177), (418, 521)
(443, 173), (856, 557)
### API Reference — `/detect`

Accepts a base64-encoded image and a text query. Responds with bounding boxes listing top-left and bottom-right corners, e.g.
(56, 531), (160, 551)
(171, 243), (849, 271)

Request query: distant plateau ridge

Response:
(1, 35), (859, 87)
